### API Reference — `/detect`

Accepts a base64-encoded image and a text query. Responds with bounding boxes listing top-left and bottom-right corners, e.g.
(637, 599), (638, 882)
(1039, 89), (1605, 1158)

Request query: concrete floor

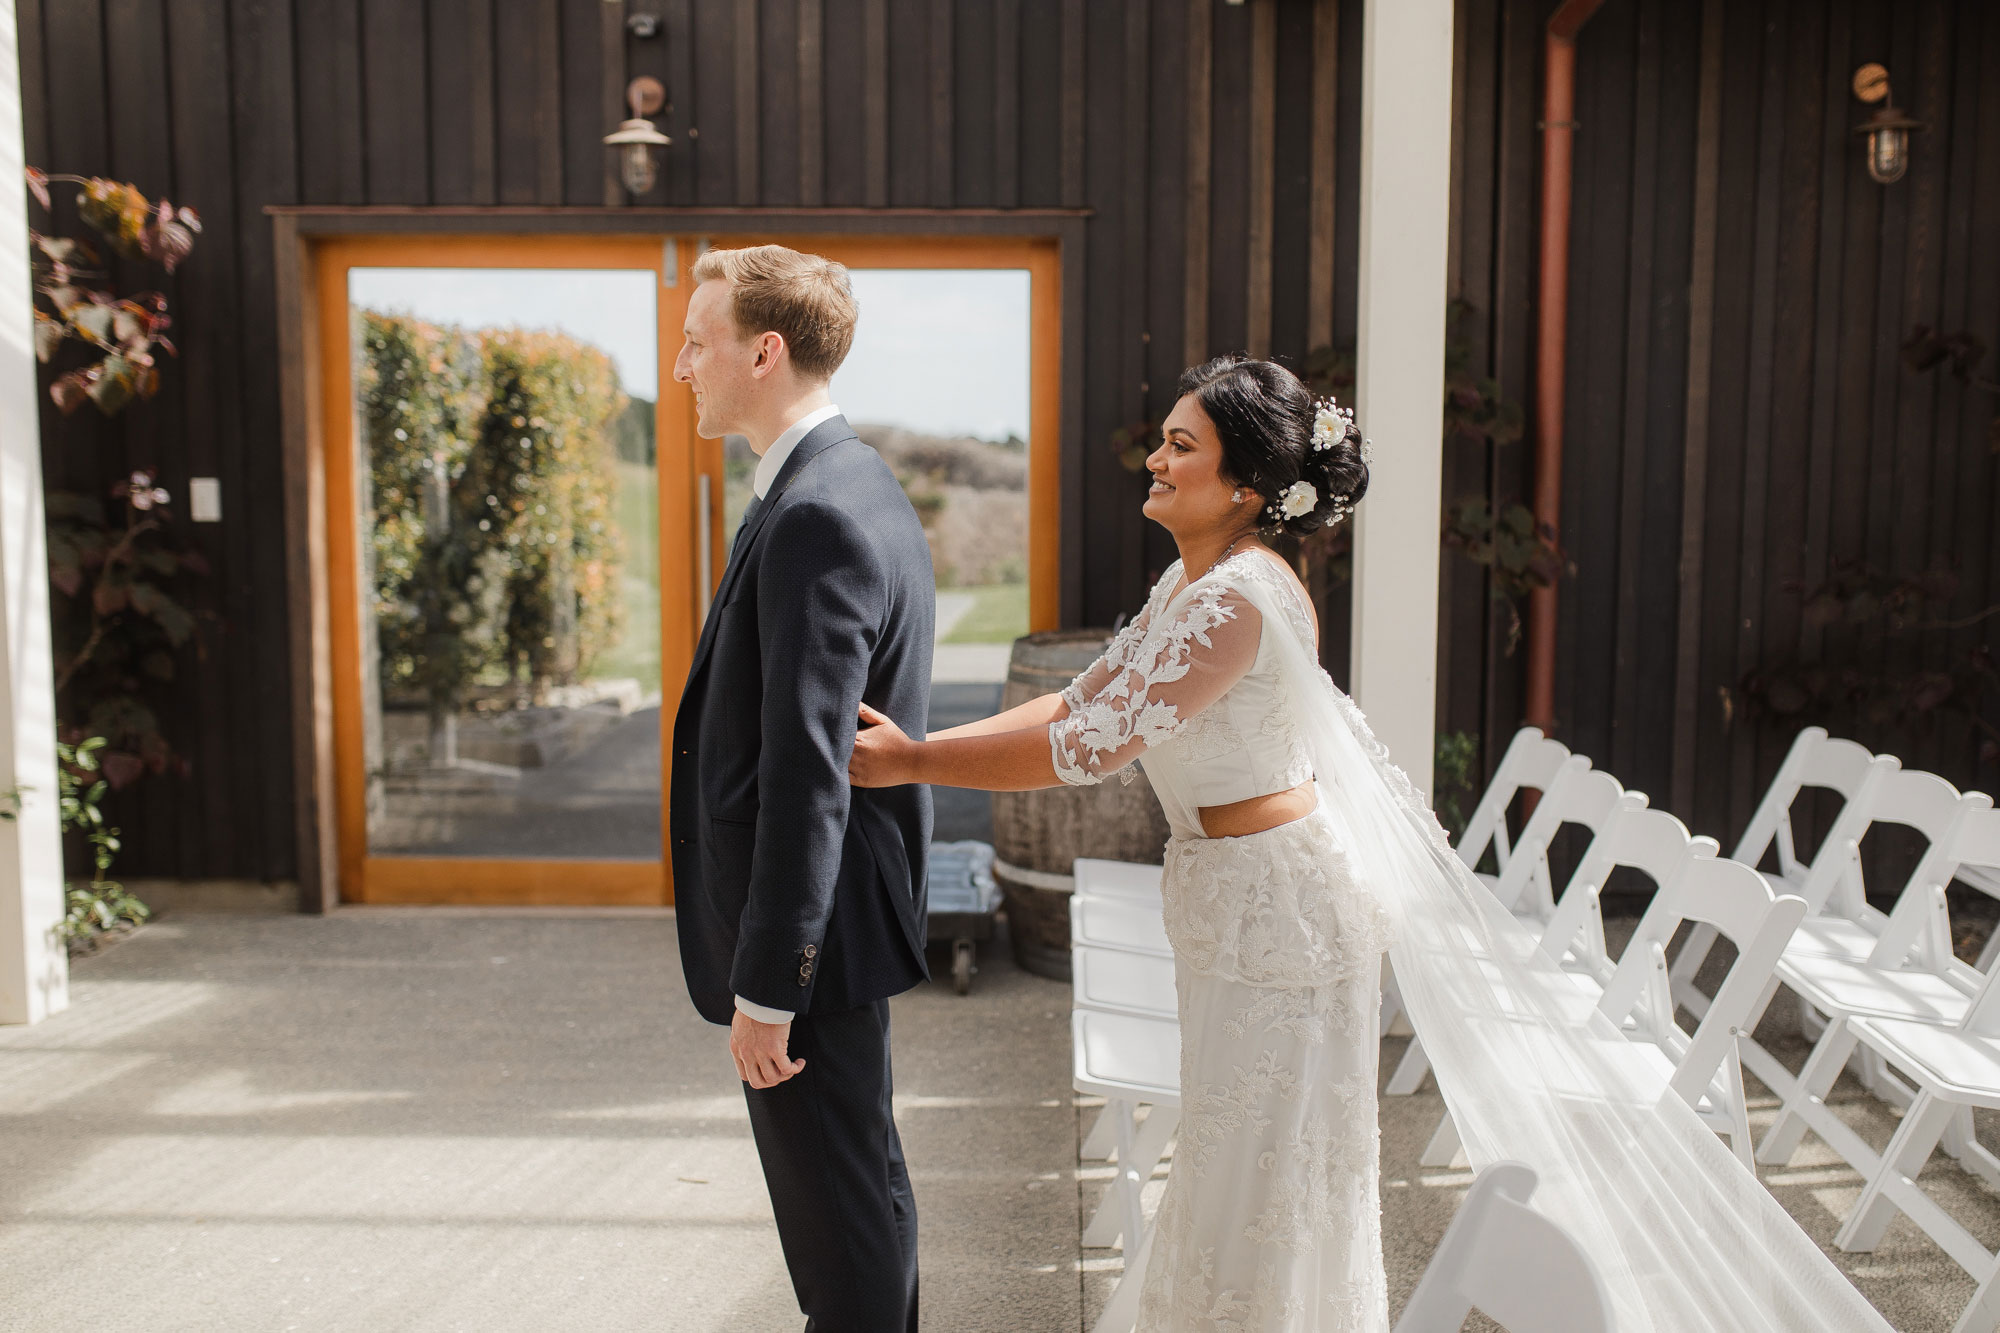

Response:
(0, 913), (1075, 1332)
(0, 911), (1991, 1331)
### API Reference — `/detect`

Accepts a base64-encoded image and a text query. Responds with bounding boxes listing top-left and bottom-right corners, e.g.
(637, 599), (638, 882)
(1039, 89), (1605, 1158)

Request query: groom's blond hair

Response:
(692, 244), (858, 382)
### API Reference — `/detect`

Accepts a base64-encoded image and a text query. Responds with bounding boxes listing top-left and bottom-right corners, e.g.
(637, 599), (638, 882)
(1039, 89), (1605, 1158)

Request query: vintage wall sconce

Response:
(604, 76), (672, 195)
(1851, 63), (1923, 184)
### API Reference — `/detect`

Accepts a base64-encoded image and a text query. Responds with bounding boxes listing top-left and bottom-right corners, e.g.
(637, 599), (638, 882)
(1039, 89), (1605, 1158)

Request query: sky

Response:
(347, 265), (1032, 442)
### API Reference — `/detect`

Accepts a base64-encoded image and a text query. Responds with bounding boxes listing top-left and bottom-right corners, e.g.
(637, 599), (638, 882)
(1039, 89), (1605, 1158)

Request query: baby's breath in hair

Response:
(1310, 395), (1370, 526)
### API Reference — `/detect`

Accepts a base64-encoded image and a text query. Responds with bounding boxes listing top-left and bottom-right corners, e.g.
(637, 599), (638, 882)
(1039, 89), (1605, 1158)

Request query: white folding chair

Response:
(1738, 778), (1992, 1154)
(1756, 796), (2000, 1168)
(1071, 894), (1171, 958)
(1073, 943), (1177, 1021)
(1072, 944), (1178, 1162)
(1393, 1161), (1614, 1333)
(1074, 858), (1165, 905)
(1757, 807), (2000, 1333)
(1670, 737), (1892, 1013)
(1070, 860), (1176, 1167)
(1421, 805), (1718, 1167)
(1484, 761), (1639, 930)
(1535, 801), (1708, 989)
(1389, 760), (1637, 1096)
(1735, 727), (1880, 902)
(1456, 727), (1576, 887)
(1072, 1007), (1180, 1333)
(1590, 854), (1807, 1169)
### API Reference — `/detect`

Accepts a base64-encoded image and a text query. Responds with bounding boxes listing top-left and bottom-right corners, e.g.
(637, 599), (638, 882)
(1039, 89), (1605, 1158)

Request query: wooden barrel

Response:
(992, 630), (1172, 980)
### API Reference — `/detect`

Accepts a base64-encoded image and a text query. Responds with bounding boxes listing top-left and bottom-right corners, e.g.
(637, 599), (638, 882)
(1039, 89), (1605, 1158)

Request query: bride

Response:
(850, 355), (1388, 1329)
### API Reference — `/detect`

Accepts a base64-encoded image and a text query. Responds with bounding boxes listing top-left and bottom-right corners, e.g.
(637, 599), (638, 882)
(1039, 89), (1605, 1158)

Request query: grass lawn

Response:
(589, 459), (661, 695)
(943, 582), (1028, 644)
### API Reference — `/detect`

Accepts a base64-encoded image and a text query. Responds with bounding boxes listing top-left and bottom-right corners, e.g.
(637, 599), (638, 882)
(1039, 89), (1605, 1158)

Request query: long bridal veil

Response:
(1233, 579), (1892, 1333)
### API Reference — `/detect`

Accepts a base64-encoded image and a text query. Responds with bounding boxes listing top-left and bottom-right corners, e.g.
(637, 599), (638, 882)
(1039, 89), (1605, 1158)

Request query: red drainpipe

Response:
(1524, 0), (1606, 734)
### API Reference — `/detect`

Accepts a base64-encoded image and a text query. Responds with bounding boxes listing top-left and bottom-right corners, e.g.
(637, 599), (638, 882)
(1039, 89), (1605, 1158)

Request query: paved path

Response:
(933, 591), (978, 642)
(0, 913), (1975, 1331)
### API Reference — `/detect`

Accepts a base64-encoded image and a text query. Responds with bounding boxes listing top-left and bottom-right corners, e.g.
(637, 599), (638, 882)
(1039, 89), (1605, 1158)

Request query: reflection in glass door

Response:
(346, 266), (663, 863)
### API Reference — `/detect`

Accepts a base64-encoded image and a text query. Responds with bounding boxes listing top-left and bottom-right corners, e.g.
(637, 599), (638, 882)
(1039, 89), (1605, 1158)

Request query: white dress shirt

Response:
(734, 402), (842, 1027)
(752, 402), (843, 498)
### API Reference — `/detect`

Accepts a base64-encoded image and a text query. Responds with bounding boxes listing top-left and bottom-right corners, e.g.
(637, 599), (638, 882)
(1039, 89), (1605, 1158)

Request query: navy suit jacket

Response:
(671, 416), (934, 1025)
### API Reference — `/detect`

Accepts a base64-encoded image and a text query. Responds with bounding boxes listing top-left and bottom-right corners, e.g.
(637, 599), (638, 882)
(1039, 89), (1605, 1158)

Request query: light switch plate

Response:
(189, 477), (221, 522)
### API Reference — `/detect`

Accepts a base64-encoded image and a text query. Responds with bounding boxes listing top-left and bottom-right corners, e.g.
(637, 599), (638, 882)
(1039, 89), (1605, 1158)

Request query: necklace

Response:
(1195, 534), (1251, 585)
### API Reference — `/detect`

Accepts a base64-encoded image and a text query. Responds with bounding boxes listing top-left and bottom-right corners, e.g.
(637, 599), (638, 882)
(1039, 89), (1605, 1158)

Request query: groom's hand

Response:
(731, 1009), (806, 1089)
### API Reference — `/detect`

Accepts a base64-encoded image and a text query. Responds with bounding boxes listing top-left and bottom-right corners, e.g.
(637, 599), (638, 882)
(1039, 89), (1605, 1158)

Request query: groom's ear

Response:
(749, 331), (787, 378)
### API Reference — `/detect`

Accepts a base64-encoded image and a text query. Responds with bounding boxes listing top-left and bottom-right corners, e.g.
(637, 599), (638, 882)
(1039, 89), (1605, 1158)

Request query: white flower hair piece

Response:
(1310, 396), (1354, 454)
(1279, 480), (1318, 519)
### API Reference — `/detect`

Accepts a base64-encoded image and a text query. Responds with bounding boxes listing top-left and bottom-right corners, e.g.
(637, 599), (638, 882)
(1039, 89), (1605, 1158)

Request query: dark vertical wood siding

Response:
(1451, 0), (2000, 865)
(19, 0), (1998, 880)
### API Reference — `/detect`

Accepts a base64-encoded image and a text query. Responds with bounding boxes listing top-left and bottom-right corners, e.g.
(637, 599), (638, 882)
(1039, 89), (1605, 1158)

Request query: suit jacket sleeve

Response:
(730, 497), (884, 1011)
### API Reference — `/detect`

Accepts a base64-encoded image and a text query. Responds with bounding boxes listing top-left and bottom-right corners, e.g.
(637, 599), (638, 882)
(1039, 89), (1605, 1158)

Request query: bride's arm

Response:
(852, 588), (1260, 791)
(903, 723), (1066, 790)
(927, 692), (1067, 742)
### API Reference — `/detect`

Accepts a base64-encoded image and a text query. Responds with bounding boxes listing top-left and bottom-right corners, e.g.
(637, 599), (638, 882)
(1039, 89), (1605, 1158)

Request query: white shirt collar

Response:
(752, 403), (843, 498)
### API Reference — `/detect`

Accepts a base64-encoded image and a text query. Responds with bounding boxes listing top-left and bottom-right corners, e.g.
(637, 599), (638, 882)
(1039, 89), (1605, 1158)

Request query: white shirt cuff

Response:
(734, 995), (796, 1024)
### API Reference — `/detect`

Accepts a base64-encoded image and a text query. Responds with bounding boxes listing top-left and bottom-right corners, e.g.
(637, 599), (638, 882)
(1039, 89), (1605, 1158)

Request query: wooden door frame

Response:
(272, 207), (1086, 912)
(311, 233), (689, 908)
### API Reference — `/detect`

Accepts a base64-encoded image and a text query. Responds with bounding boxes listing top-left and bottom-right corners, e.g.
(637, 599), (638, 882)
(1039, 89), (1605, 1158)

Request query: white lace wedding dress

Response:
(1051, 549), (1394, 1331)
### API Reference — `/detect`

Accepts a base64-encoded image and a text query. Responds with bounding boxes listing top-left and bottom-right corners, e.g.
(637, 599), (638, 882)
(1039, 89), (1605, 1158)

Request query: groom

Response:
(669, 244), (933, 1331)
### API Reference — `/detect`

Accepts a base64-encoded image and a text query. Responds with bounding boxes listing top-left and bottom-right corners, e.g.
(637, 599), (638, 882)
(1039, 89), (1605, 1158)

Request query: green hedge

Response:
(357, 312), (628, 721)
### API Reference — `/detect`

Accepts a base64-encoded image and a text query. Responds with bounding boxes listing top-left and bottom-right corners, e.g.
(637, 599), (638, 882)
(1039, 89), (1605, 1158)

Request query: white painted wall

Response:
(0, 1), (68, 1025)
(1350, 0), (1454, 799)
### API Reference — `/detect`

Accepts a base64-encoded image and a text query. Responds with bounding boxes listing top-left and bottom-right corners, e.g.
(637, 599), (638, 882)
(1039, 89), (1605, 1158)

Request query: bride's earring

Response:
(1231, 489), (1244, 504)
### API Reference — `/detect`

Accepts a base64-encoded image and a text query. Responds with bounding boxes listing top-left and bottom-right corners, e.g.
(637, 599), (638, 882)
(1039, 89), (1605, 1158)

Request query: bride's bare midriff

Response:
(1197, 780), (1317, 839)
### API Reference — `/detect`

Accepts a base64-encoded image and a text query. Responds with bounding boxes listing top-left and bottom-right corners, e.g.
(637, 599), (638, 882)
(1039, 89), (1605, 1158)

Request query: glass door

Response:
(700, 236), (1061, 849)
(316, 232), (1059, 904)
(319, 237), (694, 904)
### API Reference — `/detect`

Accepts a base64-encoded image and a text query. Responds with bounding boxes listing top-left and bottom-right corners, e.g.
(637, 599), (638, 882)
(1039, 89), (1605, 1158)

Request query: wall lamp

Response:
(1852, 63), (1923, 185)
(604, 76), (672, 195)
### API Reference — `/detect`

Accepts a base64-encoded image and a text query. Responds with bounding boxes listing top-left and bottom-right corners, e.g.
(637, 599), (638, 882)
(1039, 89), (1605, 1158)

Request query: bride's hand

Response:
(849, 703), (917, 787)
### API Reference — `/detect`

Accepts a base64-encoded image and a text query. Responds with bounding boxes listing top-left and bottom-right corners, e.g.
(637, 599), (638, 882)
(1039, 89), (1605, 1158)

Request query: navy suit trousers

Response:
(742, 1001), (918, 1333)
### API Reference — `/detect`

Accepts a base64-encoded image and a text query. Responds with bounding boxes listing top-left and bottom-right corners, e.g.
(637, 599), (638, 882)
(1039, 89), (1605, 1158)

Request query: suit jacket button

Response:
(798, 967), (812, 986)
(802, 945), (818, 959)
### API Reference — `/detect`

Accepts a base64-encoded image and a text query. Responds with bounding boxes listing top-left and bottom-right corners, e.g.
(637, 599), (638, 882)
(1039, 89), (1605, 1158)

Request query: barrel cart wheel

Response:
(951, 939), (976, 995)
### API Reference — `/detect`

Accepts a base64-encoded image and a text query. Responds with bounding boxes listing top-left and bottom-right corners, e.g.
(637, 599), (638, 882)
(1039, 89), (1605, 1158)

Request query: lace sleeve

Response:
(1058, 604), (1155, 715)
(1056, 562), (1182, 714)
(1049, 584), (1262, 786)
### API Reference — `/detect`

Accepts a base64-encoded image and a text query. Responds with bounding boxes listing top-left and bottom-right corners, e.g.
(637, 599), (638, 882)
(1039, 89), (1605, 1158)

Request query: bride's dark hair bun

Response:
(1176, 355), (1369, 537)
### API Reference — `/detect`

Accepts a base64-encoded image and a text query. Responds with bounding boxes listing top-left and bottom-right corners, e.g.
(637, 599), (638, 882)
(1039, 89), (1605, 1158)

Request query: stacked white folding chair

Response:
(1388, 757), (1636, 1097)
(1382, 728), (1572, 1043)
(1393, 1161), (1614, 1333)
(1750, 804), (2000, 1333)
(1420, 802), (1717, 1166)
(1732, 772), (1992, 1156)
(1069, 857), (1178, 1333)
